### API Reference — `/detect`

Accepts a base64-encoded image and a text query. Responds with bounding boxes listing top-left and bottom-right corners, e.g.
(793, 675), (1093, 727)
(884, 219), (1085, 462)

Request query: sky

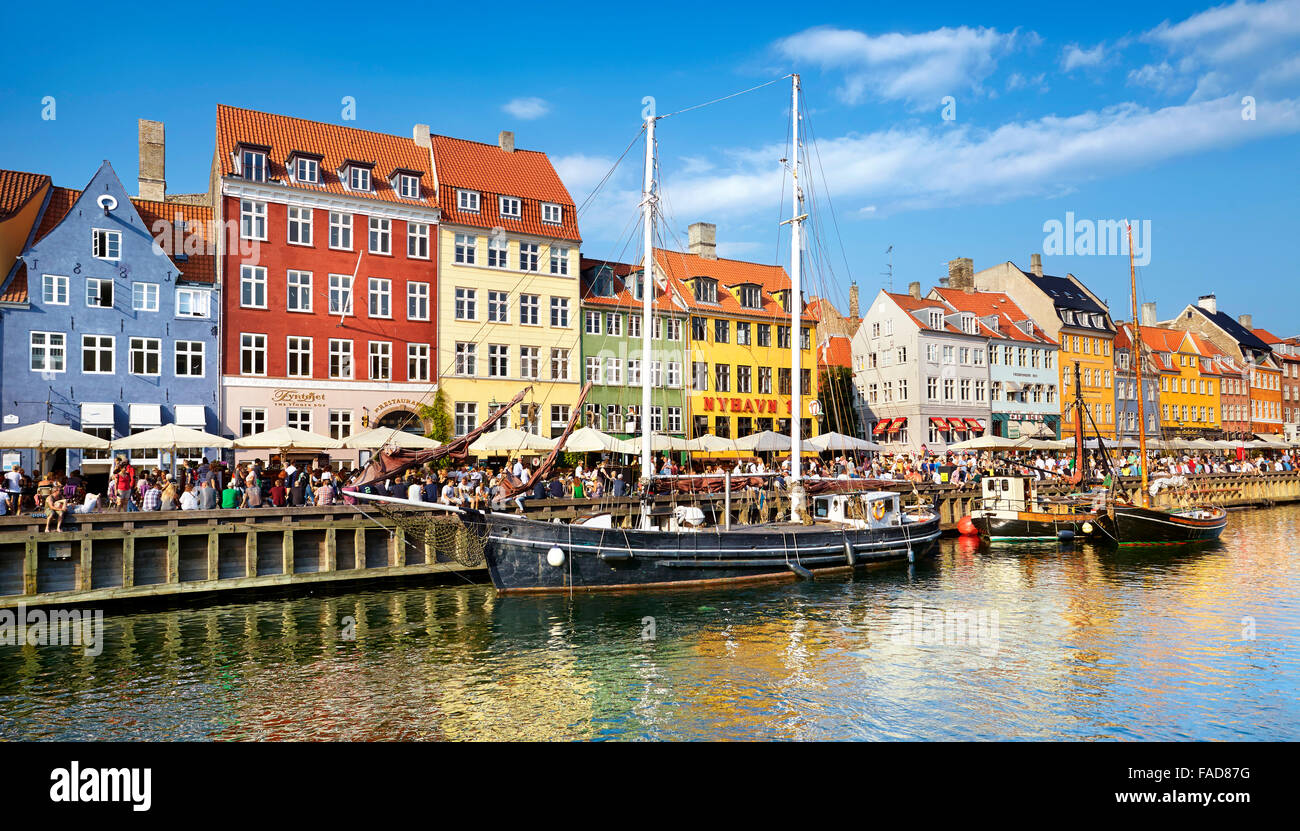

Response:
(1, 0), (1296, 334)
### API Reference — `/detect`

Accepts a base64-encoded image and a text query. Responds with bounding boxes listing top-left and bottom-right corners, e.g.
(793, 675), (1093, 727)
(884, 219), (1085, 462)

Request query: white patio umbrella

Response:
(947, 435), (1041, 452)
(468, 427), (556, 454)
(612, 434), (692, 453)
(805, 431), (883, 452)
(233, 426), (340, 452)
(111, 423), (233, 452)
(0, 421), (111, 471)
(691, 434), (740, 453)
(734, 430), (791, 452)
(561, 426), (624, 453)
(339, 427), (441, 450)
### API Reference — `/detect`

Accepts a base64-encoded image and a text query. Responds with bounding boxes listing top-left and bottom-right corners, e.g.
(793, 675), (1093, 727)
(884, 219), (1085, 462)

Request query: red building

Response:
(1255, 328), (1300, 434)
(215, 106), (440, 463)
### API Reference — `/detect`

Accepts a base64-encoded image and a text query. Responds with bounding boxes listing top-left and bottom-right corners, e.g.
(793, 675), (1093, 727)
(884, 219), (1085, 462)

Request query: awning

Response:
(890, 417), (907, 431)
(947, 418), (966, 431)
(965, 418), (985, 431)
(174, 405), (206, 428)
(929, 417), (948, 428)
(129, 403), (162, 427)
(80, 403), (114, 427)
(873, 421), (890, 435)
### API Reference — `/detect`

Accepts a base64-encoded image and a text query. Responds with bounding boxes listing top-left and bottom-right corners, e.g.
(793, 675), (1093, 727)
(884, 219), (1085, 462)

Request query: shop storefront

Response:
(992, 412), (1060, 439)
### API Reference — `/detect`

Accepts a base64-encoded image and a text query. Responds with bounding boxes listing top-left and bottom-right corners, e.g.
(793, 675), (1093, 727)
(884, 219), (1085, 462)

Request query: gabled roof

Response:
(653, 249), (816, 322)
(1024, 271), (1108, 315)
(431, 134), (579, 242)
(579, 257), (683, 314)
(885, 291), (965, 334)
(818, 336), (852, 368)
(930, 287), (1056, 345)
(1185, 304), (1272, 353)
(215, 104), (438, 208)
(0, 169), (50, 220)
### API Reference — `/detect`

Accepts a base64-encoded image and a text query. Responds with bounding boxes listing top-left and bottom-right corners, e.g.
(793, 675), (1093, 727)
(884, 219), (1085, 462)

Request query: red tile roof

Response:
(652, 249), (817, 322)
(930, 287), (1056, 344)
(215, 104), (438, 208)
(579, 258), (684, 314)
(818, 336), (853, 368)
(35, 186), (79, 241)
(885, 292), (966, 335)
(0, 169), (50, 220)
(1, 262), (27, 304)
(431, 134), (579, 242)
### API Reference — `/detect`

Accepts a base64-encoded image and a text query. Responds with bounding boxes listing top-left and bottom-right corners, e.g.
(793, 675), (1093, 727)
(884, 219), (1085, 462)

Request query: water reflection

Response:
(1, 506), (1296, 741)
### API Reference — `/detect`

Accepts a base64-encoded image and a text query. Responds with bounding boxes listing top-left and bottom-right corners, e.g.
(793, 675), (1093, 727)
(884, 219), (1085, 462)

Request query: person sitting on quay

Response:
(314, 475), (336, 506)
(221, 478), (242, 509)
(42, 475), (69, 532)
(139, 478), (162, 512)
(269, 474), (288, 508)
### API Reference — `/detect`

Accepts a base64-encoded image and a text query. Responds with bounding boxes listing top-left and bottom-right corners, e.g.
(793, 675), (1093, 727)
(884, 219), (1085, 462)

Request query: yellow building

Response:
(1139, 326), (1221, 436)
(430, 132), (582, 437)
(655, 224), (819, 444)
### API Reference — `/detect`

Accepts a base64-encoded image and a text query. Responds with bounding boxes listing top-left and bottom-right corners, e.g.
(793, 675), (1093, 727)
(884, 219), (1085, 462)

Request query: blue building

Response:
(1113, 323), (1160, 442)
(0, 160), (219, 478)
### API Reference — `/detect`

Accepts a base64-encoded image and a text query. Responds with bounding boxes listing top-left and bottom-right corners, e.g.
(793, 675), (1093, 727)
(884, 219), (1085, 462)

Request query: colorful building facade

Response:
(214, 106), (441, 463)
(1137, 325), (1222, 437)
(430, 132), (581, 438)
(1112, 324), (1161, 441)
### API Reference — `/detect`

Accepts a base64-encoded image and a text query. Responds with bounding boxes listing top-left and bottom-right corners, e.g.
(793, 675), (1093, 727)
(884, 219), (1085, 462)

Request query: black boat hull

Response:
(1089, 505), (1227, 546)
(479, 511), (942, 593)
(971, 511), (1095, 541)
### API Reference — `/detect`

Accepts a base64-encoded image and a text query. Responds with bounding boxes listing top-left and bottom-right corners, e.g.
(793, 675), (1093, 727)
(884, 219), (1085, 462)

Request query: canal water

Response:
(2, 505), (1297, 741)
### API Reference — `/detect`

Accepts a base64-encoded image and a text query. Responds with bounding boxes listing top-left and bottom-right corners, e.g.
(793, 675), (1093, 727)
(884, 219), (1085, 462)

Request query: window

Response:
(550, 348), (569, 380)
(240, 408), (267, 437)
(550, 246), (569, 276)
(408, 222), (429, 258)
(86, 278), (113, 308)
(667, 407), (682, 433)
(328, 340), (353, 379)
(458, 190), (480, 212)
(408, 343), (430, 382)
(714, 416), (730, 438)
(369, 341), (391, 380)
(287, 206), (312, 245)
(692, 278), (718, 304)
(488, 234), (509, 268)
(348, 166), (371, 192)
(174, 340), (204, 377)
(81, 334), (113, 374)
(132, 282), (159, 312)
(715, 364), (730, 392)
(240, 200), (266, 240)
(329, 212), (352, 249)
(293, 156), (319, 184)
(757, 324), (771, 347)
(693, 361), (709, 391)
(328, 274), (353, 315)
(286, 271), (310, 313)
(550, 297), (570, 328)
(629, 314), (641, 338)
(455, 342), (476, 376)
(519, 346), (539, 380)
(662, 317), (683, 341)
(944, 378), (954, 400)
(605, 357), (622, 385)
(715, 319), (730, 344)
(398, 174), (420, 199)
(176, 288), (211, 318)
(777, 326), (791, 350)
(285, 409), (312, 432)
(368, 217), (391, 254)
(586, 310), (602, 335)
(519, 242), (540, 272)
(737, 321), (751, 345)
(368, 278), (392, 318)
(737, 365), (752, 393)
(488, 344), (509, 378)
(499, 196), (521, 218)
(456, 287), (477, 320)
(542, 203), (562, 224)
(407, 282), (429, 320)
(691, 316), (707, 341)
(239, 334), (265, 376)
(455, 233), (477, 264)
(585, 356), (602, 384)
(241, 149), (267, 182)
(607, 313), (623, 336)
(758, 366), (772, 394)
(454, 403), (478, 435)
(241, 265), (267, 308)
(329, 410), (353, 440)
(41, 274), (68, 305)
(520, 294), (539, 325)
(91, 229), (121, 260)
(667, 362), (682, 387)
(286, 336), (312, 378)
(30, 332), (66, 373)
(739, 285), (761, 308)
(801, 327), (811, 350)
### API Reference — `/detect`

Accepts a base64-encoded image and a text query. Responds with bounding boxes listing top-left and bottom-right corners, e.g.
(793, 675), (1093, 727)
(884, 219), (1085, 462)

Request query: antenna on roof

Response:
(881, 245), (893, 292)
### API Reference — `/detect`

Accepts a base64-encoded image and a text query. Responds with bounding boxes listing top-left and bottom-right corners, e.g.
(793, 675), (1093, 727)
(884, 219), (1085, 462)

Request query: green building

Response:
(579, 259), (689, 439)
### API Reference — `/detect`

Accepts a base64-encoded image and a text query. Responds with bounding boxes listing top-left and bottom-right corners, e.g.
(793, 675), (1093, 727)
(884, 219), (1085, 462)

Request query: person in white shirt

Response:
(71, 492), (100, 514)
(407, 480), (423, 502)
(179, 486), (198, 511)
(0, 489), (9, 516)
(512, 459), (525, 480)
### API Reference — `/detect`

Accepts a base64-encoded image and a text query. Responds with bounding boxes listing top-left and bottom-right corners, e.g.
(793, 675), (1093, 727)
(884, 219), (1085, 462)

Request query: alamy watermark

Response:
(0, 603), (104, 656)
(1042, 212), (1151, 266)
(887, 603), (1000, 656)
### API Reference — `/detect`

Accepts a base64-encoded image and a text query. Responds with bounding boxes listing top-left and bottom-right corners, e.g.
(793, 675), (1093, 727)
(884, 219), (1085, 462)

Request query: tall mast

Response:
(789, 73), (803, 483)
(640, 115), (657, 482)
(1127, 222), (1150, 507)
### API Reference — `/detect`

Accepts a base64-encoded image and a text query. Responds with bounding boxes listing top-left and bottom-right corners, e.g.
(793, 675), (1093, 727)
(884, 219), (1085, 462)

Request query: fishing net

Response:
(370, 502), (487, 567)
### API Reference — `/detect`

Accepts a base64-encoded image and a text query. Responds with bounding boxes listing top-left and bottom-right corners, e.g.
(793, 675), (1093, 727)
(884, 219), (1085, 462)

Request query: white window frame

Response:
(499, 196), (521, 218)
(240, 265), (267, 309)
(368, 277), (392, 319)
(368, 341), (392, 381)
(91, 228), (121, 261)
(240, 199), (267, 241)
(329, 211), (353, 250)
(541, 203), (562, 224)
(348, 166), (372, 192)
(132, 282), (159, 312)
(286, 336), (313, 378)
(407, 282), (429, 321)
(399, 174), (420, 199)
(85, 277), (113, 309)
(81, 333), (114, 374)
(130, 336), (162, 377)
(407, 221), (429, 259)
(175, 340), (205, 378)
(407, 343), (430, 382)
(175, 288), (211, 318)
(458, 190), (481, 212)
(329, 339), (354, 379)
(30, 331), (66, 373)
(368, 217), (391, 254)
(286, 270), (313, 313)
(41, 274), (68, 305)
(239, 333), (266, 377)
(328, 274), (354, 316)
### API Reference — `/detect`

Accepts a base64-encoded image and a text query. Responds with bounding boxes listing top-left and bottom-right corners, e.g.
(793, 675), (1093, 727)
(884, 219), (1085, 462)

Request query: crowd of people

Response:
(3, 446), (1295, 530)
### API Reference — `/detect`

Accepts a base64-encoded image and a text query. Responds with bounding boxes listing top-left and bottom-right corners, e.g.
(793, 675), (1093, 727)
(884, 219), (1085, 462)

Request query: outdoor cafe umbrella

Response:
(805, 431), (884, 453)
(946, 435), (1041, 452)
(0, 420), (111, 471)
(339, 427), (441, 451)
(691, 434), (740, 453)
(612, 434), (693, 454)
(734, 430), (792, 452)
(111, 424), (233, 474)
(561, 426), (624, 453)
(232, 426), (341, 461)
(468, 427), (557, 454)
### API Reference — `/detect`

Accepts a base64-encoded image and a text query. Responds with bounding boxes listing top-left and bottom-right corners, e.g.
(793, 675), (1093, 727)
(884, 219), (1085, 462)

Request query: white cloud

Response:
(773, 25), (1023, 109)
(1061, 43), (1107, 71)
(502, 97), (550, 120)
(1127, 61), (1186, 93)
(553, 153), (615, 197)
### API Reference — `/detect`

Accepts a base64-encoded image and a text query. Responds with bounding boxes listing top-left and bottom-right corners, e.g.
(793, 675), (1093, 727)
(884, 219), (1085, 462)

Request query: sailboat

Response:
(348, 75), (941, 592)
(1085, 224), (1228, 546)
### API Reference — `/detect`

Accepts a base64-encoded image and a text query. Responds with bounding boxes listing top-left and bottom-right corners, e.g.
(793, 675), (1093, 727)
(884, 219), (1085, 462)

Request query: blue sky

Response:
(1, 0), (1296, 333)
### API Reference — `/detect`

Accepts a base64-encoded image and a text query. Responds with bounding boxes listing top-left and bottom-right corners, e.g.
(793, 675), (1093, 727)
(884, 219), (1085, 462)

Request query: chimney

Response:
(1141, 302), (1157, 327)
(1030, 253), (1043, 277)
(908, 281), (921, 300)
(413, 123), (431, 149)
(1238, 313), (1253, 330)
(499, 130), (515, 153)
(1196, 294), (1217, 315)
(137, 119), (165, 201)
(849, 283), (859, 319)
(947, 257), (974, 291)
(688, 222), (717, 260)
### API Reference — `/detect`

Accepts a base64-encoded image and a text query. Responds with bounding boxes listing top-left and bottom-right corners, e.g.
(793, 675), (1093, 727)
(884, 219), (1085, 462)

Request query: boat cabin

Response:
(981, 476), (1037, 512)
(814, 492), (900, 528)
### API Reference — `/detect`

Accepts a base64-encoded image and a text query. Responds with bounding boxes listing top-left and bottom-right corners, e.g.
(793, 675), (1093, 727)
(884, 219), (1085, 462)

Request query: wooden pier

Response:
(3, 471), (1298, 609)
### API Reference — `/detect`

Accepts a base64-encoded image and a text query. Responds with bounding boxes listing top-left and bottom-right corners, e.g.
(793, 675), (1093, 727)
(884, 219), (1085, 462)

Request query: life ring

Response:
(871, 501), (887, 521)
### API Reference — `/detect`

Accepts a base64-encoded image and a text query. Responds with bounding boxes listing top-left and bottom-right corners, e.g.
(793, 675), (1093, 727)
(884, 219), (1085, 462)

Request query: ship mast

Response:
(640, 115), (657, 484)
(1127, 222), (1151, 507)
(787, 73), (808, 520)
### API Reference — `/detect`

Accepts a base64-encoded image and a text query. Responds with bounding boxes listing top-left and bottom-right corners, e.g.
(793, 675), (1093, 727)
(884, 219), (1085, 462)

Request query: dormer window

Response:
(499, 196), (522, 218)
(458, 190), (480, 212)
(342, 163), (372, 192)
(692, 277), (718, 304)
(240, 147), (268, 182)
(927, 310), (944, 330)
(391, 171), (420, 199)
(961, 314), (977, 335)
(738, 284), (762, 309)
(542, 203), (562, 224)
(289, 153), (321, 185)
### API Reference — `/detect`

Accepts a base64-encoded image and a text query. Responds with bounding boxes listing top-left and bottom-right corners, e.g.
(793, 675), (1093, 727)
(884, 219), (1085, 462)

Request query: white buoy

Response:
(547, 547), (566, 567)
(1081, 522), (1094, 535)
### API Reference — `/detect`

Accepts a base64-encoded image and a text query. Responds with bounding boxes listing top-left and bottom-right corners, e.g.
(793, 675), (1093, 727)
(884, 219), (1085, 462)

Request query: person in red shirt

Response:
(269, 473), (288, 507)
